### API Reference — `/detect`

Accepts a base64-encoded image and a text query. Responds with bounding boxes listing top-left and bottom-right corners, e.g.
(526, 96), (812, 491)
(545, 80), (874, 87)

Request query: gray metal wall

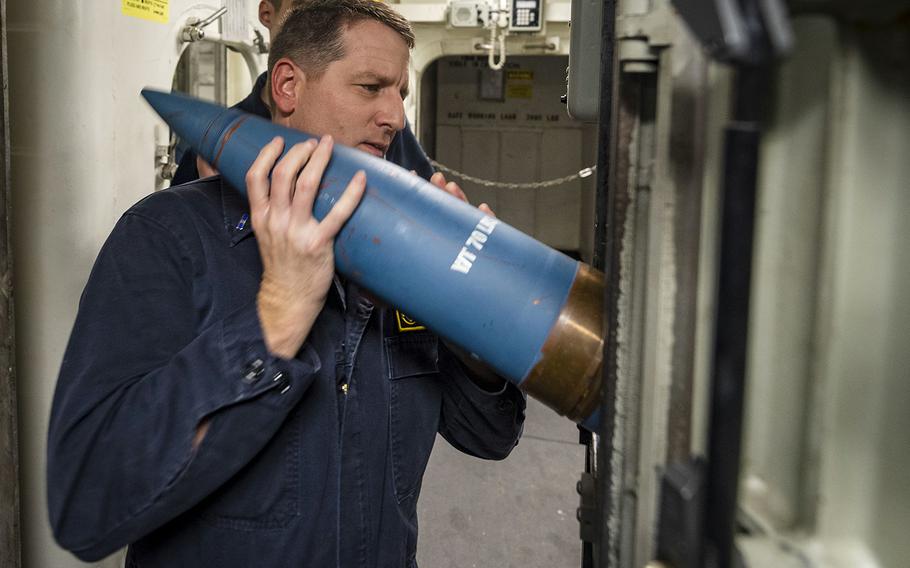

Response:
(596, 3), (910, 566)
(740, 14), (910, 567)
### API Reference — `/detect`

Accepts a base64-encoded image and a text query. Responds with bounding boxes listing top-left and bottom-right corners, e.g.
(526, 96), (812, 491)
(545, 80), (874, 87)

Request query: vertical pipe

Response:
(592, 0), (617, 272)
(0, 0), (21, 565)
(702, 66), (765, 568)
(594, 1), (619, 567)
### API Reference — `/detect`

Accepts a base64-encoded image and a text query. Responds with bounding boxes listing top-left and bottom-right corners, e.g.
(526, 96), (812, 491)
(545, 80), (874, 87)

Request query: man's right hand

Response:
(196, 155), (218, 179)
(246, 135), (366, 359)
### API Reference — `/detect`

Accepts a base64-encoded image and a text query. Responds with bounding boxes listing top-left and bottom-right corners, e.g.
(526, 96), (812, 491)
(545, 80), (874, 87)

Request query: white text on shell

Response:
(450, 216), (499, 274)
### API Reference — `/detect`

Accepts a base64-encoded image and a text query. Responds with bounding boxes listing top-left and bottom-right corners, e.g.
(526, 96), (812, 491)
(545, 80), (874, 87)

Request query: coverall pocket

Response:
(385, 333), (442, 507)
(196, 410), (301, 530)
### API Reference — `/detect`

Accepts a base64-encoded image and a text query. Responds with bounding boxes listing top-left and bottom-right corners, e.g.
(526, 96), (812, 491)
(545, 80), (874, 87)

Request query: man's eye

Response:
(360, 84), (381, 93)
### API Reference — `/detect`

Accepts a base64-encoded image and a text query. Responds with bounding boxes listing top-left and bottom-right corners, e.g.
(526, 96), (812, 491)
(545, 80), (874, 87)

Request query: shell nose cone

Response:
(140, 88), (180, 117)
(140, 88), (230, 154)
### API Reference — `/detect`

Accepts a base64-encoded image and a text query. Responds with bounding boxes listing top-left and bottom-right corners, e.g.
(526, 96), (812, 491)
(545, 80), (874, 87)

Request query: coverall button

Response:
(271, 371), (290, 394)
(242, 358), (265, 383)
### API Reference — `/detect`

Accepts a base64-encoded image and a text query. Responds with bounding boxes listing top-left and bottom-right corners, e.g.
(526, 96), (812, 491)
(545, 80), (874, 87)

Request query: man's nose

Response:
(375, 91), (406, 133)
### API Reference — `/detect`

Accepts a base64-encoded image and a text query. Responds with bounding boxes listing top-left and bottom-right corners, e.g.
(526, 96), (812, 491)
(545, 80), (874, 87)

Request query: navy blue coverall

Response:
(47, 85), (525, 566)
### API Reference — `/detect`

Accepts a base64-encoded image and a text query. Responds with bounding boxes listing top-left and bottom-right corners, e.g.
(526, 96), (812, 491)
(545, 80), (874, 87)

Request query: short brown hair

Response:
(268, 0), (414, 83)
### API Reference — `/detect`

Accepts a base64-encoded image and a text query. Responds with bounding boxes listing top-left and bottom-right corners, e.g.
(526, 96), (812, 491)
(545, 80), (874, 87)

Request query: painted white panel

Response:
(736, 15), (910, 568)
(743, 16), (837, 529)
(813, 22), (910, 567)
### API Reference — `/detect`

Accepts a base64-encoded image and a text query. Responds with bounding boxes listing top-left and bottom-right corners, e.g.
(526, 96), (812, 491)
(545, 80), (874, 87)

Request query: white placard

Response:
(222, 0), (248, 43)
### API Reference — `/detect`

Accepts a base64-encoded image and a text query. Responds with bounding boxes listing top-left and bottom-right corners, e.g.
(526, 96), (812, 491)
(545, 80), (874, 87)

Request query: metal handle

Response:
(181, 7), (228, 43)
(196, 6), (228, 29)
(522, 42), (557, 50)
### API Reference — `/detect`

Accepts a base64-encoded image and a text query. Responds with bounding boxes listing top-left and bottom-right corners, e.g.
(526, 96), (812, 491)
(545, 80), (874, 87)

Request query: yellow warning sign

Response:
(506, 84), (534, 99)
(506, 70), (534, 99)
(122, 0), (169, 23)
(507, 70), (534, 81)
(396, 310), (426, 332)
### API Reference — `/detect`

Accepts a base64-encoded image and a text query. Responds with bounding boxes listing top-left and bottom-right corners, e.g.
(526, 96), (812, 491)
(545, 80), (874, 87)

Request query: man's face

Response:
(287, 19), (409, 158)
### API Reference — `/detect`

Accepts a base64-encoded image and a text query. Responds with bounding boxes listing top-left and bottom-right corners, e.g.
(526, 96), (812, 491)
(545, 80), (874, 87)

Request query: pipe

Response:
(141, 89), (605, 429)
(702, 65), (765, 568)
(593, 0), (619, 565)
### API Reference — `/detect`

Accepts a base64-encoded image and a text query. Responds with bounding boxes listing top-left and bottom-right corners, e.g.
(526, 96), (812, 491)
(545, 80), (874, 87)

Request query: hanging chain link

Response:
(429, 160), (597, 190)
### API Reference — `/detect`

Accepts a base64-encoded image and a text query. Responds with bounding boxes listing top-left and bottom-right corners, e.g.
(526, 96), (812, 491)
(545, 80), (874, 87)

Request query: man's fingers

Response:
(430, 171), (446, 189)
(319, 171), (367, 237)
(430, 171), (469, 203)
(445, 181), (468, 202)
(270, 138), (319, 213)
(196, 156), (218, 179)
(290, 136), (334, 217)
(291, 136), (335, 222)
(479, 203), (497, 218)
(247, 137), (285, 215)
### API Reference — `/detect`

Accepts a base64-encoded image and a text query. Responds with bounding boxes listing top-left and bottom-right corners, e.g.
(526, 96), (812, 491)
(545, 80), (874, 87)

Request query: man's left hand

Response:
(428, 171), (496, 218)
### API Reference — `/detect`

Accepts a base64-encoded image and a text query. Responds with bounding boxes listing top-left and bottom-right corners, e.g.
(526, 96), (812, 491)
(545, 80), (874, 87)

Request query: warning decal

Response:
(506, 70), (534, 99)
(122, 0), (169, 23)
(396, 311), (426, 332)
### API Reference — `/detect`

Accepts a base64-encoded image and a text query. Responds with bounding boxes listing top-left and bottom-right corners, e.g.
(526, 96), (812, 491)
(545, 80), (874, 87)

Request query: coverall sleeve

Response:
(436, 343), (526, 460)
(46, 209), (320, 561)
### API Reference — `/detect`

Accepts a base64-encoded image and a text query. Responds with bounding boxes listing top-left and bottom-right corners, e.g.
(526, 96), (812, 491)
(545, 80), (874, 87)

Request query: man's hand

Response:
(428, 171), (496, 218)
(248, 135), (366, 359)
(196, 155), (218, 179)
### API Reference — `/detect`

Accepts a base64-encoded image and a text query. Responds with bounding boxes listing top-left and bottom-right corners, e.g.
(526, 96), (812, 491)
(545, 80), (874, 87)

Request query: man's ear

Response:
(258, 0), (276, 31)
(270, 58), (302, 117)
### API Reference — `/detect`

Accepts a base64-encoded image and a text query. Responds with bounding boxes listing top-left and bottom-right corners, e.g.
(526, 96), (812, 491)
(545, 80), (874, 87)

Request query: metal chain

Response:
(429, 160), (597, 190)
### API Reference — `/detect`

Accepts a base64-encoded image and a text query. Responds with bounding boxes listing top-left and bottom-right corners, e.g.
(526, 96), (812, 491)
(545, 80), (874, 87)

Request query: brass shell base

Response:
(520, 263), (604, 423)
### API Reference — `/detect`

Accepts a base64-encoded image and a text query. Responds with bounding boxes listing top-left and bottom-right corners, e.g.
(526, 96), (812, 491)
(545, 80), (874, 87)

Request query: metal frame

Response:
(592, 1), (714, 565)
(592, 2), (617, 568)
(0, 0), (22, 565)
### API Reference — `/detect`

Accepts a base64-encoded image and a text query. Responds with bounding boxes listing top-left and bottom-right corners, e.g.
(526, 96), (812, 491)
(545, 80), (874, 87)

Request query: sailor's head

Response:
(267, 0), (414, 158)
(258, 0), (294, 37)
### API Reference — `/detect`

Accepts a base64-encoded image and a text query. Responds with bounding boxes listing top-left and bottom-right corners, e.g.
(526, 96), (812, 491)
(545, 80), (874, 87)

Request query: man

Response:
(171, 0), (435, 185)
(47, 1), (524, 567)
